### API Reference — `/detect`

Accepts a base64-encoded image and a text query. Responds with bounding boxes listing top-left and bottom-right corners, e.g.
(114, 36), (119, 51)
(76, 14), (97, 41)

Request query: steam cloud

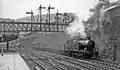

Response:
(65, 12), (91, 38)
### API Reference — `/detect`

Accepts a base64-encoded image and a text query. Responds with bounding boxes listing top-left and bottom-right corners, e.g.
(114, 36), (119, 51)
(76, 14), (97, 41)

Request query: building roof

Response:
(105, 4), (120, 12)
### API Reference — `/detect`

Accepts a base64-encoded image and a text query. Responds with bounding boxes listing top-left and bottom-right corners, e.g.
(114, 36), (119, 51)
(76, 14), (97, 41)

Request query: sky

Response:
(1, 0), (99, 19)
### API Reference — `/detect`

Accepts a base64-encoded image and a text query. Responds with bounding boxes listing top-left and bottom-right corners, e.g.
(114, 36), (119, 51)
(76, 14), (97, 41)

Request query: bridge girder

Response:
(0, 21), (69, 33)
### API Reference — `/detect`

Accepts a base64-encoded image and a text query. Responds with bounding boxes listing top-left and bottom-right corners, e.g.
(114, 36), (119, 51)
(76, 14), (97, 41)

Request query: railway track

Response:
(16, 48), (120, 70)
(90, 60), (119, 69)
(17, 48), (61, 70)
(32, 53), (85, 70)
(60, 57), (119, 70)
(18, 49), (94, 70)
(35, 52), (101, 70)
(32, 54), (76, 70)
(34, 52), (98, 70)
(19, 49), (80, 70)
(33, 52), (89, 70)
(35, 51), (120, 70)
(21, 54), (45, 70)
(22, 54), (62, 70)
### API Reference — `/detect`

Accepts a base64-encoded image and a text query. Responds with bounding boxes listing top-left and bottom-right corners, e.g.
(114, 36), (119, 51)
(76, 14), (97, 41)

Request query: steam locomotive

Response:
(64, 37), (100, 60)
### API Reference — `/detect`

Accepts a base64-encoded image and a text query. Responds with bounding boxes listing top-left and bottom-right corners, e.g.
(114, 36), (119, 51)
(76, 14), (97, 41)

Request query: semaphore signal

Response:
(26, 10), (35, 23)
(56, 10), (62, 23)
(47, 5), (55, 24)
(36, 4), (46, 23)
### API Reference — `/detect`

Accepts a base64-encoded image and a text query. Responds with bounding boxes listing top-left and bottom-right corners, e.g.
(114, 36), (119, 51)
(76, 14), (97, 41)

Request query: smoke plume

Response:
(66, 12), (91, 38)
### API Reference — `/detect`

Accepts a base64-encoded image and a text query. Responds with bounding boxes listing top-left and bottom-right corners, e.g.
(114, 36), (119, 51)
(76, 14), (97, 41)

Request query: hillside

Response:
(0, 18), (13, 22)
(20, 32), (69, 49)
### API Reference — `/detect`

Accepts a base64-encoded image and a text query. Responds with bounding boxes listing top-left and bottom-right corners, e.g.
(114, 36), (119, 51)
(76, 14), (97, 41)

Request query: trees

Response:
(86, 0), (120, 61)
(85, 0), (112, 36)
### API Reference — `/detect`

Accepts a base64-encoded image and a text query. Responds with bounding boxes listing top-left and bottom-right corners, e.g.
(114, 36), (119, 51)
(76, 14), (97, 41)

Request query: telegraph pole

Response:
(37, 4), (46, 23)
(48, 5), (54, 24)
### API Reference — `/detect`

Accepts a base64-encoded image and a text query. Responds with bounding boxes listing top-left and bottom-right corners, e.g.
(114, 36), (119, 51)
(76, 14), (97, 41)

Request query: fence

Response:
(32, 42), (66, 53)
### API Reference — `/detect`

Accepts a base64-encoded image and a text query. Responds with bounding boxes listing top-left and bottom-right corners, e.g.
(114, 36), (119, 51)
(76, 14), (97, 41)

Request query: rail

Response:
(35, 51), (120, 70)
(21, 54), (45, 70)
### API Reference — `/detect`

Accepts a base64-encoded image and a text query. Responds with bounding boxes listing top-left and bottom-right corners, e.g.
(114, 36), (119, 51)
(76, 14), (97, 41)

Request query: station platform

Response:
(0, 53), (30, 70)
